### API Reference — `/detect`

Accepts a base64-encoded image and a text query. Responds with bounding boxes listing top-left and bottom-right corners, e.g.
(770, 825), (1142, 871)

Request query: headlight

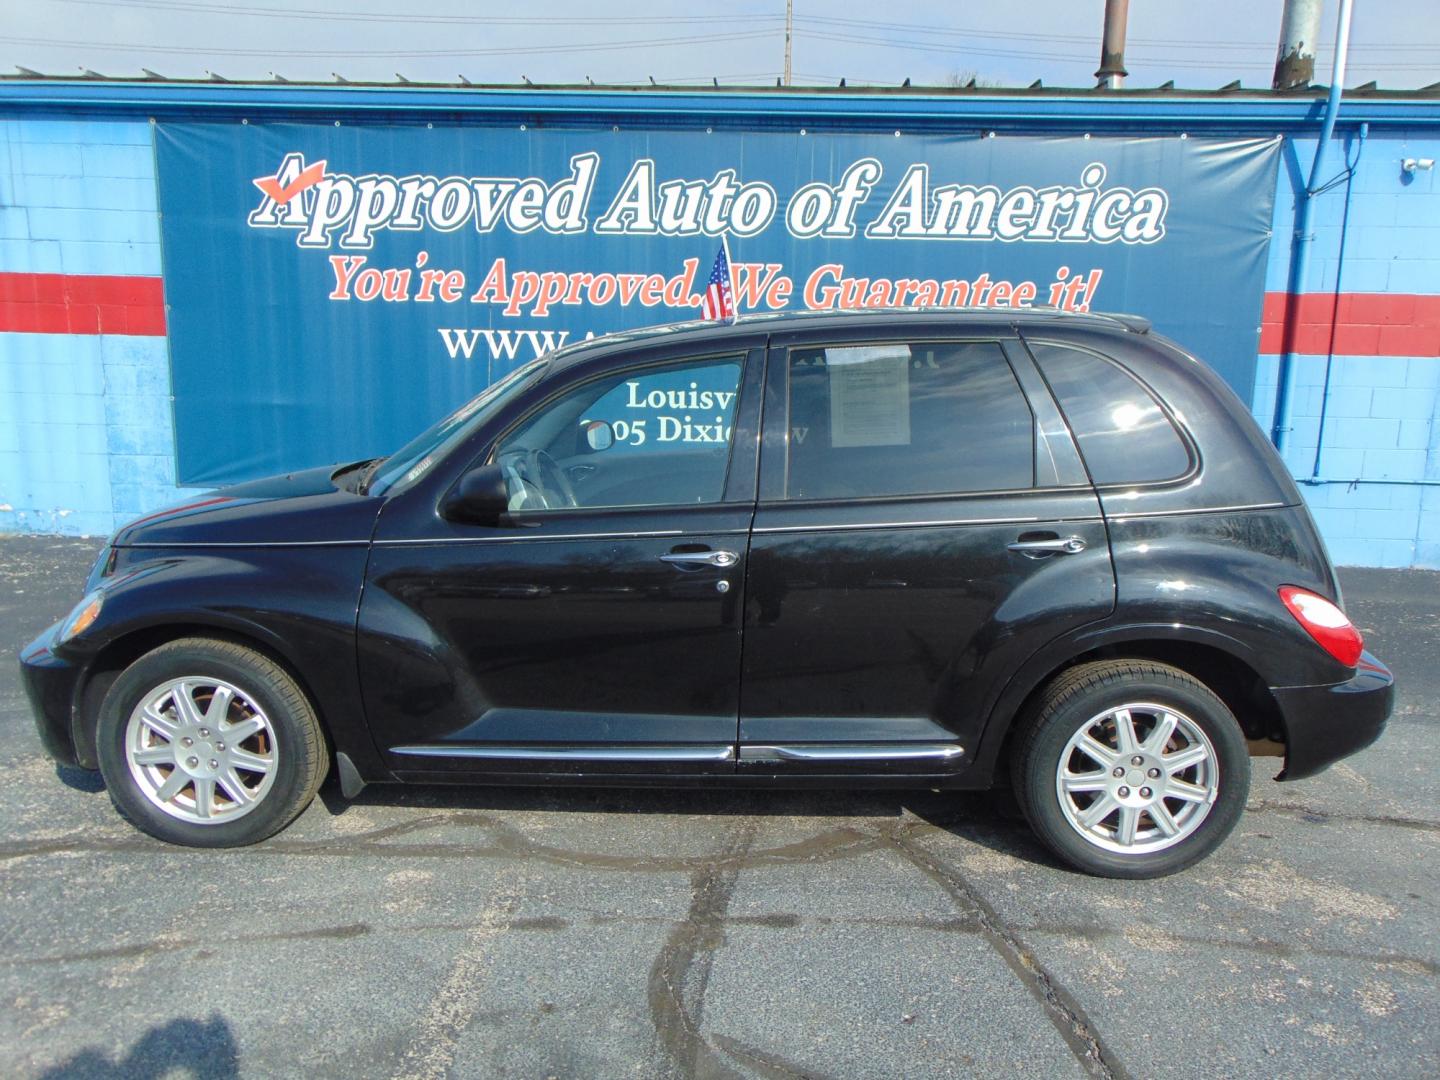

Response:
(57, 591), (104, 643)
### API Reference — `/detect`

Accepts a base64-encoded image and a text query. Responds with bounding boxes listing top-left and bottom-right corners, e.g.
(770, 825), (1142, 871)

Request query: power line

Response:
(799, 29), (1440, 71)
(38, 0), (1440, 55)
(42, 0), (783, 27)
(796, 13), (1439, 54)
(12, 4), (1437, 77)
(0, 29), (780, 59)
(791, 72), (904, 86)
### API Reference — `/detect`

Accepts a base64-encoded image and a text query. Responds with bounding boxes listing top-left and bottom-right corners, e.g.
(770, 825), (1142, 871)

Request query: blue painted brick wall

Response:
(1259, 127), (1440, 569)
(0, 116), (205, 537)
(1266, 126), (1440, 296)
(2, 111), (1438, 569)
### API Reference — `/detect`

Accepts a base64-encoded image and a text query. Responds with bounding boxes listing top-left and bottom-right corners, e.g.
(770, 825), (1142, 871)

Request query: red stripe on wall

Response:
(1261, 292), (1440, 357)
(0, 272), (166, 336)
(1, 274), (1433, 354)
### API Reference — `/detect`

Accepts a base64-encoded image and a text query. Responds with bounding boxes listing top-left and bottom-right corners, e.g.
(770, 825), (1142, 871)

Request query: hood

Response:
(113, 463), (384, 547)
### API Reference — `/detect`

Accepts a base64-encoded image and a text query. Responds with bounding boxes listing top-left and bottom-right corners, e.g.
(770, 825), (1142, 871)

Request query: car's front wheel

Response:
(1011, 660), (1249, 878)
(95, 637), (327, 847)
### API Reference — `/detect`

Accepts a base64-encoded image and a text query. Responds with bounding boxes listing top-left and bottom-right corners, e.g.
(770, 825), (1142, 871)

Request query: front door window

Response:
(494, 355), (744, 511)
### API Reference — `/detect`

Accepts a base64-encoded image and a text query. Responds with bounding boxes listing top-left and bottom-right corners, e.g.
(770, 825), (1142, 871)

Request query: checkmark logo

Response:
(252, 159), (328, 205)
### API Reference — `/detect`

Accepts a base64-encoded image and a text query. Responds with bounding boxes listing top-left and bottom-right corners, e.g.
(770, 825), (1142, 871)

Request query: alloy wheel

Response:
(124, 677), (278, 824)
(1054, 701), (1219, 854)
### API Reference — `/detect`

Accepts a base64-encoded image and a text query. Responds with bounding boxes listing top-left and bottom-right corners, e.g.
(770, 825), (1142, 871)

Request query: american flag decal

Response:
(701, 241), (736, 322)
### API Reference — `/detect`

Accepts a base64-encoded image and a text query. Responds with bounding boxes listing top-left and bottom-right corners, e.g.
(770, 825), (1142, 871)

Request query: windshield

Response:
(366, 357), (547, 496)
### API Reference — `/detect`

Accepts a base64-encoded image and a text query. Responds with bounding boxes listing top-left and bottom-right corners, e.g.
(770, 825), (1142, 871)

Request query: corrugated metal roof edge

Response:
(4, 72), (1438, 96)
(1, 78), (1436, 128)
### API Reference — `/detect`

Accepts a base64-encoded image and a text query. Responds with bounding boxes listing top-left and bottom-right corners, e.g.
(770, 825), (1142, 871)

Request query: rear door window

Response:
(784, 340), (1034, 500)
(1028, 342), (1192, 486)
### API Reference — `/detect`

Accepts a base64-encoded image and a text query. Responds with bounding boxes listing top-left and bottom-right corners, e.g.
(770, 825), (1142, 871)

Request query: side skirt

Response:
(382, 741), (980, 788)
(387, 769), (988, 791)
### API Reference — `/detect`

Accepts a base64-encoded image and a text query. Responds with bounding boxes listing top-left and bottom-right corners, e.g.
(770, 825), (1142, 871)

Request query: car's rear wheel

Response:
(1011, 660), (1249, 878)
(95, 638), (327, 847)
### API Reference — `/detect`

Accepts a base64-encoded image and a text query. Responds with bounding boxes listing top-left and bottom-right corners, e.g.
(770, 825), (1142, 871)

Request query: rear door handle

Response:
(660, 550), (738, 568)
(1007, 535), (1087, 556)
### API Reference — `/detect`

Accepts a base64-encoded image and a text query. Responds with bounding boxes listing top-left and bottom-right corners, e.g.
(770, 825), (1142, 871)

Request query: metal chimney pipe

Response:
(1095, 0), (1130, 89)
(1273, 0), (1324, 90)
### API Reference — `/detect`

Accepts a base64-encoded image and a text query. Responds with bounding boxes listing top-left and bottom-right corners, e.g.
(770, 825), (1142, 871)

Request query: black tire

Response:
(95, 637), (328, 847)
(1010, 660), (1249, 879)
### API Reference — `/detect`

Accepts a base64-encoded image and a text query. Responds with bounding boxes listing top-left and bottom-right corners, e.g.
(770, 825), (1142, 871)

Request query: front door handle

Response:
(660, 550), (738, 568)
(1007, 535), (1087, 557)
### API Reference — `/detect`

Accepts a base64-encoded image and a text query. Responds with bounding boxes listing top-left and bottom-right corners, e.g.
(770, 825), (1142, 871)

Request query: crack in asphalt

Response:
(0, 913), (986, 973)
(11, 787), (1433, 879)
(12, 786), (1435, 877)
(15, 907), (1429, 985)
(0, 812), (886, 871)
(10, 788), (1429, 876)
(2, 799), (1426, 1078)
(884, 827), (1126, 1080)
(4, 922), (370, 966)
(641, 818), (849, 1079)
(1030, 924), (1440, 976)
(647, 818), (759, 1079)
(1246, 800), (1440, 832)
(709, 1033), (837, 1080)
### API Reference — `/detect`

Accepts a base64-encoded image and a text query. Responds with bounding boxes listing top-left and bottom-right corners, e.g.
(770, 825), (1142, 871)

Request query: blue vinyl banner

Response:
(155, 121), (1279, 485)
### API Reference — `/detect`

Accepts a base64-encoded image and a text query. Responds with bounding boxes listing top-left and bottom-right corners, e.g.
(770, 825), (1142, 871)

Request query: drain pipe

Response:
(1305, 134), (1440, 492)
(1308, 121), (1367, 483)
(1271, 0), (1354, 456)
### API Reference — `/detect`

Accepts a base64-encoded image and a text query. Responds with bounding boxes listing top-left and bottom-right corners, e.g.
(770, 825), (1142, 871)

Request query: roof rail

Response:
(1018, 306), (1152, 333)
(717, 305), (1155, 333)
(1089, 310), (1152, 333)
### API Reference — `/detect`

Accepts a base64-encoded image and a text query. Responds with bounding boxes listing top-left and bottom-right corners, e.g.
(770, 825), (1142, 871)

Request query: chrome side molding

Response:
(390, 744), (737, 763)
(738, 743), (965, 763)
(389, 743), (966, 766)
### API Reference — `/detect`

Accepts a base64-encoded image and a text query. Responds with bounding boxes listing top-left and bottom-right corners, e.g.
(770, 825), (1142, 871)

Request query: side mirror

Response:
(440, 463), (510, 525)
(581, 419), (614, 452)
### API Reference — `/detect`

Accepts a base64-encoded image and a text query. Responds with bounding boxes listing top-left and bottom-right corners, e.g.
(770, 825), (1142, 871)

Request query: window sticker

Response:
(826, 345), (912, 448)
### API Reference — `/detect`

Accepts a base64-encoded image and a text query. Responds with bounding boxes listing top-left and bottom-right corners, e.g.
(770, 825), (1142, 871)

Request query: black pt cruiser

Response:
(19, 308), (1393, 877)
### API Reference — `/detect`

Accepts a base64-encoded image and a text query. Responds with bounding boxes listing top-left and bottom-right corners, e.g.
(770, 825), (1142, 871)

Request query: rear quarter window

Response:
(1028, 342), (1192, 486)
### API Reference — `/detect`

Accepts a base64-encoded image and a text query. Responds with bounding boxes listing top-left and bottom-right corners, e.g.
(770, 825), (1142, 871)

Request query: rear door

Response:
(738, 326), (1116, 775)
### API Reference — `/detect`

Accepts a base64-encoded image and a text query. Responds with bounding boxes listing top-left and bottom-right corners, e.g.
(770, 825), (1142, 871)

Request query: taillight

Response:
(1279, 586), (1364, 668)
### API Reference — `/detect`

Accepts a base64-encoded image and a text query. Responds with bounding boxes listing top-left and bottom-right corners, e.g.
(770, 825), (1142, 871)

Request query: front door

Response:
(739, 330), (1116, 775)
(358, 345), (763, 777)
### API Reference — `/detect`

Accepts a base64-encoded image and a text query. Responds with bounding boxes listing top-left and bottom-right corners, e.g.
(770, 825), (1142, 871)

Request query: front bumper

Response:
(1271, 650), (1394, 781)
(17, 622), (85, 767)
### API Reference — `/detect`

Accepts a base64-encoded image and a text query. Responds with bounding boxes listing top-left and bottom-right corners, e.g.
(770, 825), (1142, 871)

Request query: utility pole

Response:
(783, 0), (793, 87)
(1273, 0), (1323, 90)
(1094, 0), (1130, 89)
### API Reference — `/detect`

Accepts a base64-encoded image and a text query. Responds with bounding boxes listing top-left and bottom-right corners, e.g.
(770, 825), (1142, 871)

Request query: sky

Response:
(4, 0), (1438, 90)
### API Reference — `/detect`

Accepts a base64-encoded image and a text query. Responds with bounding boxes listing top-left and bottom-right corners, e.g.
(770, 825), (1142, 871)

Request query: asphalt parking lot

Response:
(0, 535), (1437, 1079)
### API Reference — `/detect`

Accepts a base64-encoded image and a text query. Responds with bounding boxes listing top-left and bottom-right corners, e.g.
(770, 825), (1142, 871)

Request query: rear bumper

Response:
(17, 623), (84, 767)
(1272, 651), (1394, 781)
